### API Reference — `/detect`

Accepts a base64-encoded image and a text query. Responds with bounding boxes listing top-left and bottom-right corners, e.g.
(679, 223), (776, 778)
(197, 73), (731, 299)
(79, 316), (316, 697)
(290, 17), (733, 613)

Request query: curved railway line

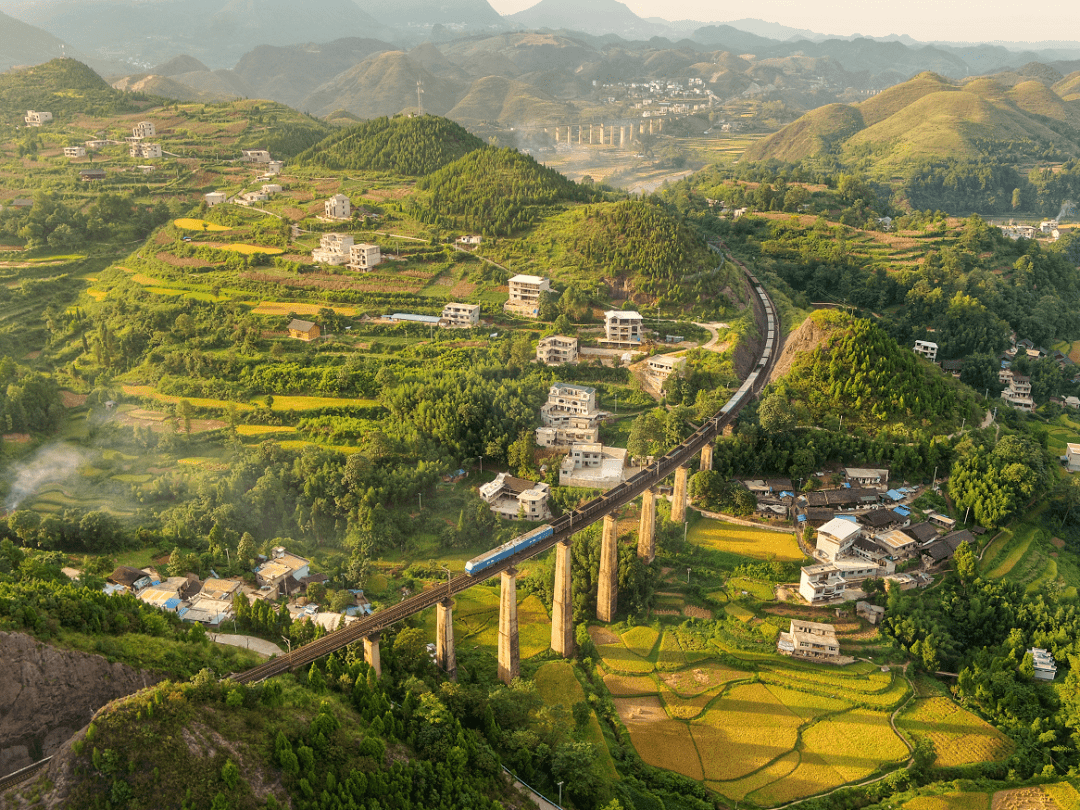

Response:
(233, 243), (779, 685)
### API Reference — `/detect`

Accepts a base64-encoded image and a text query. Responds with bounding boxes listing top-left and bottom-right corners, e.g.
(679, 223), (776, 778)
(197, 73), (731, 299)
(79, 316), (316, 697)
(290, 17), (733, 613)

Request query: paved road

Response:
(211, 634), (283, 657)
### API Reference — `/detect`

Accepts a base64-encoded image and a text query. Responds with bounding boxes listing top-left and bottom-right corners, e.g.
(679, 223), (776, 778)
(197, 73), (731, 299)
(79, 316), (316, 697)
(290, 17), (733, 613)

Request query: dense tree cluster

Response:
(0, 191), (171, 250)
(0, 356), (64, 434)
(294, 116), (485, 176)
(948, 434), (1051, 528)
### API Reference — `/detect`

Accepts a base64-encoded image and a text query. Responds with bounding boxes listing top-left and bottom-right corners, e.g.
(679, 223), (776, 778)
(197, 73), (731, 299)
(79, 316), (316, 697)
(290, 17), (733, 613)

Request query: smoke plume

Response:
(4, 444), (86, 511)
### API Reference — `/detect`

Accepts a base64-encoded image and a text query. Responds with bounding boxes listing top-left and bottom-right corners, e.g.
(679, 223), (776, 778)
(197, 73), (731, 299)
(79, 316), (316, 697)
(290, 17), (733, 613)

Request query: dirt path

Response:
(210, 633), (283, 657)
(693, 321), (731, 354)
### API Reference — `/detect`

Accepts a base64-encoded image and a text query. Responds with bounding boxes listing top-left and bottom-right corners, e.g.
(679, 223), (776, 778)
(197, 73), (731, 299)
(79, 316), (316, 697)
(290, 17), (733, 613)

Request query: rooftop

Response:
(288, 319), (316, 332)
(818, 517), (862, 542)
(509, 274), (547, 285)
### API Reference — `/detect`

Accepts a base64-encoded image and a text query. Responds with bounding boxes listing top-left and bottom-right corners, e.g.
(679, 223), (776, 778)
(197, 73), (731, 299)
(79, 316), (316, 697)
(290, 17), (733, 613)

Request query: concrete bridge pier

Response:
(363, 633), (381, 678)
(436, 598), (457, 678)
(551, 540), (574, 657)
(597, 514), (618, 622)
(671, 465), (689, 523)
(578, 125), (583, 145)
(701, 443), (714, 472)
(638, 487), (656, 563)
(498, 568), (520, 685)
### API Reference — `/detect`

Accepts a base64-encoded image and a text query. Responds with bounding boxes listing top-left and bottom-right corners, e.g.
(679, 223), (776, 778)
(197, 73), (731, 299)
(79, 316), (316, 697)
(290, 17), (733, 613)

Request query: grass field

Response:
(688, 518), (805, 562)
(898, 697), (1014, 767)
(534, 662), (618, 779)
(174, 218), (231, 232)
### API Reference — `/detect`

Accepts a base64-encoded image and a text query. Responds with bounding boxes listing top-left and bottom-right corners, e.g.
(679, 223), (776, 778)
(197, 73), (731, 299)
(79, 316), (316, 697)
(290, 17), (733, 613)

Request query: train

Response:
(463, 268), (779, 579)
(465, 525), (555, 575)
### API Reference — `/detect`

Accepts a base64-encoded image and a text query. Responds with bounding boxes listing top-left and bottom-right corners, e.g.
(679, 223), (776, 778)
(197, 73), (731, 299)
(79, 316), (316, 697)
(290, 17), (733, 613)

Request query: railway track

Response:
(0, 757), (52, 795)
(233, 256), (779, 685)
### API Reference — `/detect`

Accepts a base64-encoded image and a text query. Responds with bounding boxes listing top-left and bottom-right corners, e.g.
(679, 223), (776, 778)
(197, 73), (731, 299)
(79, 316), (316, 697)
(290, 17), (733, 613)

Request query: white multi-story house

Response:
(1029, 647), (1057, 681)
(346, 243), (380, 271)
(261, 183), (282, 194)
(913, 340), (938, 363)
(1000, 370), (1034, 412)
(777, 620), (841, 661)
(558, 443), (629, 489)
(242, 149), (272, 164)
(647, 354), (686, 386)
(205, 191), (227, 207)
(24, 111), (53, 126)
(815, 517), (862, 562)
(238, 190), (268, 205)
(64, 146), (87, 158)
(536, 335), (578, 366)
(130, 143), (162, 159)
(604, 310), (644, 345)
(541, 383), (600, 427)
(799, 559), (881, 604)
(312, 233), (354, 266)
(479, 473), (551, 520)
(132, 121), (156, 139)
(442, 302), (480, 327)
(504, 274), (551, 318)
(457, 235), (482, 245)
(325, 194), (350, 220)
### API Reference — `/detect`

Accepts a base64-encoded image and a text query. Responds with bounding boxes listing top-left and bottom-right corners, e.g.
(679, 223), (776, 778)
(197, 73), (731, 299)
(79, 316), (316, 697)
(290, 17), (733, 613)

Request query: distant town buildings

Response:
(536, 335), (579, 366)
(504, 274), (550, 318)
(999, 224), (1037, 240)
(312, 233), (353, 265)
(129, 142), (162, 159)
(479, 472), (551, 520)
(242, 149), (272, 164)
(457, 235), (482, 245)
(325, 194), (350, 220)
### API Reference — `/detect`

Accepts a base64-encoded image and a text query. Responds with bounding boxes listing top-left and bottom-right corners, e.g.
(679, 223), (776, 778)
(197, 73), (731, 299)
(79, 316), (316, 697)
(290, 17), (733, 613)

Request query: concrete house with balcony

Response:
(346, 242), (381, 271)
(130, 142), (163, 159)
(1000, 370), (1034, 411)
(242, 149), (272, 163)
(64, 146), (86, 158)
(559, 443), (630, 489)
(913, 340), (938, 363)
(479, 472), (551, 520)
(799, 559), (881, 604)
(537, 335), (578, 366)
(603, 310), (644, 346)
(442, 302), (480, 327)
(132, 121), (156, 139)
(205, 191), (227, 207)
(647, 354), (686, 386)
(504, 274), (550, 318)
(24, 111), (52, 126)
(312, 233), (353, 265)
(541, 383), (600, 428)
(325, 194), (350, 220)
(815, 517), (862, 562)
(777, 619), (842, 661)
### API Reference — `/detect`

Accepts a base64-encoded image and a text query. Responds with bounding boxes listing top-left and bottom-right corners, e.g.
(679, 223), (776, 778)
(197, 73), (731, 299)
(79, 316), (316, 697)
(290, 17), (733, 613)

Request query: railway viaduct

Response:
(232, 248), (778, 688)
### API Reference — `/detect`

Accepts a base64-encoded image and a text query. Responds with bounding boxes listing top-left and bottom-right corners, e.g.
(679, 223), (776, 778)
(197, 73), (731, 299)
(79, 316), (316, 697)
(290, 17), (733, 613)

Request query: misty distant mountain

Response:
(0, 9), (88, 72)
(508, 0), (664, 40)
(354, 0), (505, 31)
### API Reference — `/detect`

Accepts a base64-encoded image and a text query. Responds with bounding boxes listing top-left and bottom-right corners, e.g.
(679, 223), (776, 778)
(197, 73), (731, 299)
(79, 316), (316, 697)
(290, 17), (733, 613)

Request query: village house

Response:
(559, 443), (630, 489)
(646, 354), (687, 387)
(79, 169), (106, 182)
(777, 619), (842, 661)
(857, 508), (907, 532)
(85, 139), (112, 149)
(901, 521), (940, 546)
(266, 160), (284, 175)
(845, 467), (890, 489)
(346, 242), (381, 271)
(504, 274), (551, 318)
(457, 235), (482, 245)
(179, 597), (234, 626)
(130, 143), (163, 159)
(999, 224), (1037, 240)
(288, 319), (321, 341)
(536, 425), (599, 448)
(312, 232), (353, 265)
(927, 512), (957, 531)
(241, 149), (272, 164)
(237, 190), (268, 205)
(325, 194), (350, 220)
(603, 310), (645, 346)
(799, 559), (881, 604)
(442, 302), (480, 327)
(536, 335), (579, 365)
(856, 601), (886, 625)
(108, 566), (152, 594)
(941, 359), (963, 378)
(1066, 443), (1080, 472)
(255, 547), (311, 598)
(199, 577), (240, 602)
(1000, 370), (1034, 411)
(1030, 648), (1057, 681)
(132, 121), (156, 139)
(205, 191), (227, 207)
(922, 529), (976, 567)
(24, 111), (53, 126)
(479, 472), (551, 520)
(64, 146), (86, 158)
(874, 528), (919, 558)
(815, 517), (862, 562)
(540, 382), (601, 429)
(913, 340), (938, 363)
(262, 183), (282, 195)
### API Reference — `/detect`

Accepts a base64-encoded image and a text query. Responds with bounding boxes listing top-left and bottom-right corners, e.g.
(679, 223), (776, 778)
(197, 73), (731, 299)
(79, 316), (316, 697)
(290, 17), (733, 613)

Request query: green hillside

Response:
(445, 75), (575, 124)
(1054, 71), (1080, 100)
(0, 58), (139, 121)
(412, 147), (589, 236)
(746, 71), (1080, 169)
(293, 115), (484, 176)
(742, 103), (864, 163)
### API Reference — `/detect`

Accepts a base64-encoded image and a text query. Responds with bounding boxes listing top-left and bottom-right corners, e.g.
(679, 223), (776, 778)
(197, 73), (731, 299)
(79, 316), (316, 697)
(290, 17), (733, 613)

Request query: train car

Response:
(465, 525), (554, 575)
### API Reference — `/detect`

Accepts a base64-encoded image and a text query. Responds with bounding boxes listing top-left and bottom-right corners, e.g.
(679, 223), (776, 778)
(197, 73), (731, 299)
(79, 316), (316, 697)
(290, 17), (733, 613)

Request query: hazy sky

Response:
(487, 0), (1080, 44)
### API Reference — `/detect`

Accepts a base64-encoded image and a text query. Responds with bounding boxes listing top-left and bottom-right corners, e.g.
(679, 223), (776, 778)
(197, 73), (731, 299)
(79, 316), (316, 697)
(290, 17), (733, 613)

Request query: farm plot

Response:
(689, 519), (805, 562)
(174, 218), (231, 231)
(898, 697), (1014, 767)
(659, 684), (717, 720)
(1042, 782), (1080, 810)
(801, 708), (909, 782)
(712, 750), (800, 801)
(621, 626), (660, 658)
(765, 684), (853, 720)
(903, 793), (990, 810)
(614, 696), (703, 781)
(660, 663), (745, 697)
(603, 673), (659, 696)
(690, 682), (803, 781)
(989, 787), (1059, 810)
(750, 750), (845, 806)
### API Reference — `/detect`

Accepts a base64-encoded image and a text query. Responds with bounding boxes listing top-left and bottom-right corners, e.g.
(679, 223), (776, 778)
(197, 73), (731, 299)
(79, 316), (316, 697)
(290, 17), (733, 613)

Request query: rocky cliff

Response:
(0, 632), (161, 777)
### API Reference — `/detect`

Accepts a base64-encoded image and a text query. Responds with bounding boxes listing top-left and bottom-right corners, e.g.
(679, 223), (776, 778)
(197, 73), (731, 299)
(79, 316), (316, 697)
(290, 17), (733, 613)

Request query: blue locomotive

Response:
(465, 525), (554, 575)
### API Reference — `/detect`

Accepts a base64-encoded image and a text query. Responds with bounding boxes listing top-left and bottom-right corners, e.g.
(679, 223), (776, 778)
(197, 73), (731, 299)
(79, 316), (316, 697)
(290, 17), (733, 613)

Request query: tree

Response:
(236, 532), (256, 569)
(758, 393), (795, 433)
(953, 540), (977, 584)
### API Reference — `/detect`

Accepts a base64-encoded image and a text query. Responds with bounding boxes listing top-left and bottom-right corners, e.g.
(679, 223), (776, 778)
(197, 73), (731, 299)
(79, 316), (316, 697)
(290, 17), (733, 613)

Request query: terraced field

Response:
(898, 696), (1014, 767)
(688, 519), (805, 562)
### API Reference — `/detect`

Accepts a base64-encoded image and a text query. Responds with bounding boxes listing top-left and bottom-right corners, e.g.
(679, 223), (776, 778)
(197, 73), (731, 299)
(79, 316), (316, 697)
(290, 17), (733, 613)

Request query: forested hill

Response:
(292, 115), (485, 176)
(771, 310), (975, 432)
(411, 147), (593, 236)
(0, 58), (141, 119)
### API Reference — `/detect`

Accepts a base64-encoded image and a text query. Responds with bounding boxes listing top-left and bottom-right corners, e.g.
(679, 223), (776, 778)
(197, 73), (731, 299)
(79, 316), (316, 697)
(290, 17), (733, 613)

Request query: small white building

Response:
(64, 146), (87, 158)
(1039, 220), (1058, 234)
(1066, 443), (1080, 473)
(242, 149), (272, 164)
(479, 472), (551, 520)
(845, 467), (890, 489)
(559, 443), (629, 489)
(647, 354), (686, 386)
(130, 142), (162, 159)
(325, 194), (351, 220)
(266, 160), (284, 175)
(313, 233), (354, 266)
(913, 340), (938, 363)
(347, 242), (381, 271)
(442, 302), (480, 327)
(132, 121), (156, 139)
(205, 191), (227, 207)
(604, 310), (645, 345)
(777, 619), (841, 661)
(261, 183), (282, 194)
(24, 110), (53, 126)
(536, 335), (578, 366)
(237, 190), (268, 205)
(1029, 647), (1057, 681)
(255, 546), (311, 598)
(815, 517), (862, 562)
(504, 274), (551, 318)
(535, 425), (599, 448)
(85, 139), (111, 149)
(457, 235), (482, 245)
